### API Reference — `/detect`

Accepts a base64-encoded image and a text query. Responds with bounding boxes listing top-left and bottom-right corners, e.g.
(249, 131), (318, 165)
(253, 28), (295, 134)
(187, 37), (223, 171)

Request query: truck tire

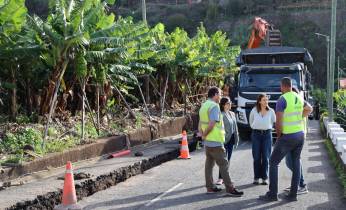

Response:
(239, 130), (252, 141)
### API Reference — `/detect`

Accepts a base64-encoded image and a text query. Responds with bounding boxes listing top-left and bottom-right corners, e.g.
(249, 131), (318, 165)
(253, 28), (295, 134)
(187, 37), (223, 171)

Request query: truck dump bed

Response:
(236, 46), (313, 66)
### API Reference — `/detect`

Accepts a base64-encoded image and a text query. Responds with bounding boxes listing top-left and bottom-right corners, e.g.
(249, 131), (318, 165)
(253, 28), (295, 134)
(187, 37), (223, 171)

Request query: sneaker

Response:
(297, 186), (308, 195)
(284, 186), (308, 195)
(258, 192), (278, 201)
(226, 187), (244, 197)
(283, 194), (298, 202)
(253, 179), (260, 185)
(261, 179), (268, 185)
(206, 187), (222, 194)
(215, 179), (223, 185)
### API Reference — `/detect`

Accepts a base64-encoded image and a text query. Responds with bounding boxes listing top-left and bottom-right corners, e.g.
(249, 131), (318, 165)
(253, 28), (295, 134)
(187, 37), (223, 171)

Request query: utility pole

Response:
(337, 56), (340, 90)
(142, 0), (147, 24)
(315, 33), (330, 120)
(329, 0), (337, 121)
(327, 36), (330, 120)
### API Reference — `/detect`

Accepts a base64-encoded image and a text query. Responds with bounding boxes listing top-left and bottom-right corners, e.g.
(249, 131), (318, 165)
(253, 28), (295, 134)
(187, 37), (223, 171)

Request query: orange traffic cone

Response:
(54, 161), (82, 210)
(178, 130), (191, 159)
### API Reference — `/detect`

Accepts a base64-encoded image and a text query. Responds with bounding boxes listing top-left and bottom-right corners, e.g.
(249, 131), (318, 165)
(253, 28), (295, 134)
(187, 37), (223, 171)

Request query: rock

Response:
(2, 181), (11, 188)
(135, 151), (143, 157)
(74, 172), (91, 180)
(23, 145), (34, 151)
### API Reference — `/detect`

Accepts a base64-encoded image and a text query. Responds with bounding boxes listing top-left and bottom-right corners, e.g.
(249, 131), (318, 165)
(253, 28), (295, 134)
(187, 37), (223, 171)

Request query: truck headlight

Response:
(238, 112), (246, 122)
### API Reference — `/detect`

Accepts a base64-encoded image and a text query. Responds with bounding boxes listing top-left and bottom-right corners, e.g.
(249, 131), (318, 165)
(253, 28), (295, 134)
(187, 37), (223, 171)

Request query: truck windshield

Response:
(239, 70), (301, 91)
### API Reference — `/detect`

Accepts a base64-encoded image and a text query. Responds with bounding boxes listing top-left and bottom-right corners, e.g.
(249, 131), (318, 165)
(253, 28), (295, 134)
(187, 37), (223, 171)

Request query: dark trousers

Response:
(251, 130), (272, 180)
(285, 152), (305, 187)
(218, 140), (234, 179)
(269, 133), (304, 197)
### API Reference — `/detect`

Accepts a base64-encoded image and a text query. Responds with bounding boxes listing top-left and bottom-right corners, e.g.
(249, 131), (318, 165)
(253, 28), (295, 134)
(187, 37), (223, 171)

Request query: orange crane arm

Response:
(247, 17), (270, 49)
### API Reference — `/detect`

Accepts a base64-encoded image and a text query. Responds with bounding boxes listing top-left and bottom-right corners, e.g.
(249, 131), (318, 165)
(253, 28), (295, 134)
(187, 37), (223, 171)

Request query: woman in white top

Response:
(249, 94), (276, 185)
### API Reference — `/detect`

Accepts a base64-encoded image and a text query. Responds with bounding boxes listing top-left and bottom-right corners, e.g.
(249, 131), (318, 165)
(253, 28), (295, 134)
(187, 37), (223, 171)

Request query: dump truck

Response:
(232, 17), (313, 137)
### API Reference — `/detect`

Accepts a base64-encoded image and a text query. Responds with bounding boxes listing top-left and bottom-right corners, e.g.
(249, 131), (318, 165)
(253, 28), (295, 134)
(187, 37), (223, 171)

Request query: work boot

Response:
(253, 178), (260, 185)
(261, 179), (268, 185)
(259, 192), (278, 201)
(283, 194), (298, 202)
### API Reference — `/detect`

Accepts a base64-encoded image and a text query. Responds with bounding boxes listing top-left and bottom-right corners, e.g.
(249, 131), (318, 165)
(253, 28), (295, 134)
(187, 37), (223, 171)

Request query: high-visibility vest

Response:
(199, 100), (225, 143)
(282, 92), (304, 134)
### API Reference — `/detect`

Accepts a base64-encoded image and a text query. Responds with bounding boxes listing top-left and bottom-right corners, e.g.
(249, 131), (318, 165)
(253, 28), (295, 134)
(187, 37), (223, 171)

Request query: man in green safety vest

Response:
(259, 77), (312, 202)
(199, 86), (243, 196)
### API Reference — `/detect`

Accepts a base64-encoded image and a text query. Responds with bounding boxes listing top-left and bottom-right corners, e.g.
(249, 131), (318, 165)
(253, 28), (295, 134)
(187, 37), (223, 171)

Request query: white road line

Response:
(145, 183), (183, 207)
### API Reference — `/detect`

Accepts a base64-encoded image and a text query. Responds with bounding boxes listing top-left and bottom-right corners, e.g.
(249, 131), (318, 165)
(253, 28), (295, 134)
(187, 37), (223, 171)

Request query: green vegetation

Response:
(0, 128), (43, 155)
(115, 0), (346, 89)
(1, 0), (344, 164)
(75, 122), (99, 142)
(333, 89), (346, 128)
(0, 0), (240, 163)
(324, 138), (346, 197)
(44, 136), (77, 154)
(311, 87), (327, 112)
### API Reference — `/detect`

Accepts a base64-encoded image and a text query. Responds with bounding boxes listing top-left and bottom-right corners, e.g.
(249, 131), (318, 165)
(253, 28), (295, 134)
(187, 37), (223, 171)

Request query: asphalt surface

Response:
(78, 120), (346, 210)
(0, 135), (182, 209)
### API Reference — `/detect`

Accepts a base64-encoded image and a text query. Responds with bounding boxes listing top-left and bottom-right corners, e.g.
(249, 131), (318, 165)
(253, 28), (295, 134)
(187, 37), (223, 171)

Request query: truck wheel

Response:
(239, 131), (252, 141)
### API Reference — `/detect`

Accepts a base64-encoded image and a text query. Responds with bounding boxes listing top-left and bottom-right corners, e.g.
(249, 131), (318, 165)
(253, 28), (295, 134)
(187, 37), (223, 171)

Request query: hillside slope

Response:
(114, 0), (346, 88)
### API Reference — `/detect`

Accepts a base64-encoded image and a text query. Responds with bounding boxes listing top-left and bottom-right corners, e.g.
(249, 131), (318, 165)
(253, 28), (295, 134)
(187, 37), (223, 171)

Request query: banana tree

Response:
(87, 17), (155, 120)
(26, 0), (117, 143)
(0, 0), (27, 120)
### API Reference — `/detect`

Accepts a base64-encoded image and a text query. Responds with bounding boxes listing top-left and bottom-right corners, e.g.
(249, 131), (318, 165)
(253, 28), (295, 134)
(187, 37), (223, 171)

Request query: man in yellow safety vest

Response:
(199, 86), (243, 196)
(259, 77), (312, 202)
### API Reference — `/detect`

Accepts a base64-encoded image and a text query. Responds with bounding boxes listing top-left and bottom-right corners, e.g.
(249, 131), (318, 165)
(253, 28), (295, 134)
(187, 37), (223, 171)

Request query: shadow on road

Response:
(82, 185), (204, 210)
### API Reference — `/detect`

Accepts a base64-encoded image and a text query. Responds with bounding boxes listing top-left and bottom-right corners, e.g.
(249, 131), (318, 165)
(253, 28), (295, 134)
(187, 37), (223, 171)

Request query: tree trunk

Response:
(145, 74), (150, 104)
(42, 60), (69, 148)
(110, 80), (136, 119)
(56, 77), (76, 112)
(137, 83), (151, 119)
(40, 59), (66, 115)
(161, 73), (169, 117)
(9, 67), (17, 121)
(26, 78), (33, 116)
(81, 79), (86, 142)
(96, 83), (100, 130)
(82, 89), (99, 135)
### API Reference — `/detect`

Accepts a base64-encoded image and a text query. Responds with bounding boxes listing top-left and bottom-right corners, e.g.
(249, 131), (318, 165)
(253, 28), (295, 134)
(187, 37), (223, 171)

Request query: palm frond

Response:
(90, 23), (122, 38)
(90, 37), (127, 46)
(66, 0), (75, 20)
(0, 45), (43, 59)
(129, 62), (154, 70)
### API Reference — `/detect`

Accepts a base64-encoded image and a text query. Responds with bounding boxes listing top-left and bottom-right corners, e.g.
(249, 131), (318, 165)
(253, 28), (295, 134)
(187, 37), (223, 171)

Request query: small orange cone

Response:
(54, 161), (82, 210)
(178, 130), (191, 159)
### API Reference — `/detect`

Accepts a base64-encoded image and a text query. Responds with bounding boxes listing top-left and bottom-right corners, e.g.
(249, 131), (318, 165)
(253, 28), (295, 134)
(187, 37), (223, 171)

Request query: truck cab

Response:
(234, 47), (313, 136)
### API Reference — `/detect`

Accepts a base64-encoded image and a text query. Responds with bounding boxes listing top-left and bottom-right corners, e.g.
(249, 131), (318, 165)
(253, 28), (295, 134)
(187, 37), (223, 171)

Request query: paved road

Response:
(78, 120), (346, 210)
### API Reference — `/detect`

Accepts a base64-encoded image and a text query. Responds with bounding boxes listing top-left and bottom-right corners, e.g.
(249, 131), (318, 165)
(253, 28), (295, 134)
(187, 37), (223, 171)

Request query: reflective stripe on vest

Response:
(199, 120), (224, 129)
(282, 92), (304, 134)
(199, 100), (225, 143)
(283, 111), (302, 117)
(282, 120), (304, 126)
